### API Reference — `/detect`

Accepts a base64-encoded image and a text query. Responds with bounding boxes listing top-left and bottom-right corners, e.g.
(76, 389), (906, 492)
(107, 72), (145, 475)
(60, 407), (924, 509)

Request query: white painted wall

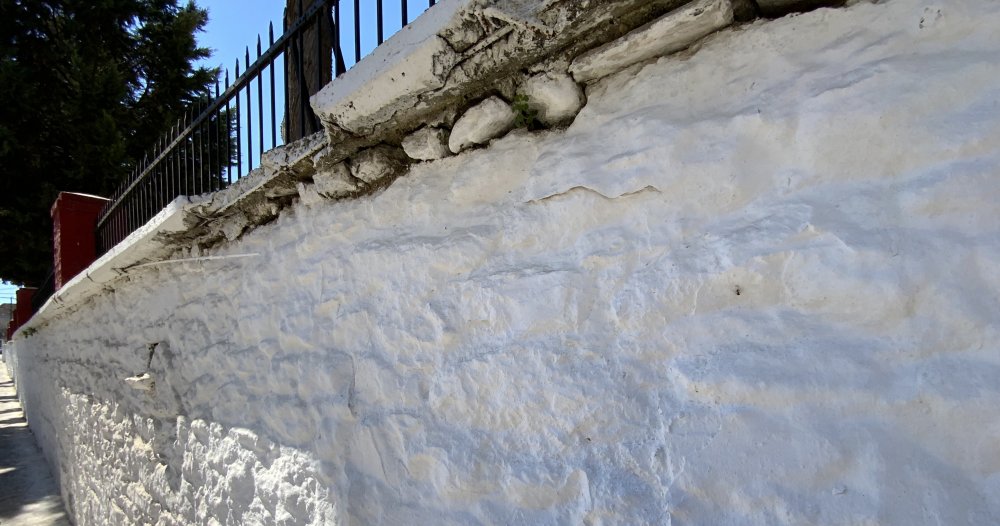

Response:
(8, 0), (1000, 523)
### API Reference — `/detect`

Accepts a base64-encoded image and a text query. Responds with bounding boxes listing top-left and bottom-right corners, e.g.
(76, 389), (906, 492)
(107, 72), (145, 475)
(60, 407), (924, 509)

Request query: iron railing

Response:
(31, 270), (54, 314)
(95, 0), (437, 255)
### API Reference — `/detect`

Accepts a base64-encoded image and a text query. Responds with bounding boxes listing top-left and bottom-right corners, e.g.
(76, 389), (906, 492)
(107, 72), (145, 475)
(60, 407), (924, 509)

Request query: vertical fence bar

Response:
(246, 47), (253, 172)
(296, 0), (305, 140)
(189, 107), (196, 194)
(127, 168), (133, 233)
(145, 152), (151, 222)
(114, 195), (120, 248)
(142, 153), (149, 221)
(154, 137), (161, 210)
(213, 82), (220, 190)
(297, 31), (306, 139)
(195, 115), (201, 195)
(225, 70), (233, 184)
(354, 0), (361, 63)
(269, 23), (277, 149)
(283, 14), (289, 146)
(257, 36), (264, 158)
(173, 122), (181, 196)
(332, 1), (346, 76)
(200, 117), (207, 194)
(315, 7), (324, 135)
(402, 0), (408, 26)
(195, 103), (202, 195)
(160, 135), (165, 207)
(136, 167), (142, 226)
(235, 61), (242, 178)
(377, 0), (384, 44)
(167, 123), (173, 200)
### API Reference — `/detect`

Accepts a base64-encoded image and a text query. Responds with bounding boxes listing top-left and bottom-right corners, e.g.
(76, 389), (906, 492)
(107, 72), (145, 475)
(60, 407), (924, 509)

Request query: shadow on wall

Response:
(0, 385), (71, 524)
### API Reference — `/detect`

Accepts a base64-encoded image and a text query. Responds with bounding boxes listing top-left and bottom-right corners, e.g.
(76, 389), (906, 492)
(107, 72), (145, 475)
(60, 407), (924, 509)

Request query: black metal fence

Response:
(95, 0), (437, 255)
(30, 270), (54, 314)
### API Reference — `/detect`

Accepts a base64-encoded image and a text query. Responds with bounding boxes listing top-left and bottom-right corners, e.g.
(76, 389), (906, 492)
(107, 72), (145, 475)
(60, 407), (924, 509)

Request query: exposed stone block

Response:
(296, 183), (327, 206)
(570, 0), (735, 83)
(313, 162), (360, 197)
(124, 373), (155, 392)
(520, 72), (586, 126)
(220, 212), (250, 242)
(348, 146), (410, 184)
(402, 127), (453, 161)
(448, 96), (516, 154)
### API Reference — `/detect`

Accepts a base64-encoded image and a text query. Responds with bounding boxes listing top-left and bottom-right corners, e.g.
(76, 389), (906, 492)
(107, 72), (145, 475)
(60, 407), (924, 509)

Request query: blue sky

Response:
(195, 0), (429, 175)
(0, 282), (16, 305)
(197, 0), (429, 80)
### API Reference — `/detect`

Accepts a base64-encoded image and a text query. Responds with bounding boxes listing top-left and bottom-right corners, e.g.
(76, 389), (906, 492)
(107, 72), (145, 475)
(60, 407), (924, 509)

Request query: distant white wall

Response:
(7, 0), (1000, 523)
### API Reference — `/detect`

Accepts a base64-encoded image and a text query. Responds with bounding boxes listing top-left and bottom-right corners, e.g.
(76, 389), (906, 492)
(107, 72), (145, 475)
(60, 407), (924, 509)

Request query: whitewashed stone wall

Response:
(8, 0), (1000, 523)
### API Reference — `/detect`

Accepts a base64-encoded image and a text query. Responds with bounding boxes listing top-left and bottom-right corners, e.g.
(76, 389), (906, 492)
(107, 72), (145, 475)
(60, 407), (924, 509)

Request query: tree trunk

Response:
(284, 0), (333, 142)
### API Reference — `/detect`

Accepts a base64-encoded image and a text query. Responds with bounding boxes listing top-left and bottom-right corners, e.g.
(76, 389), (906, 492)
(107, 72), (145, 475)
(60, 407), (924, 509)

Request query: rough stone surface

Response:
(309, 0), (471, 136)
(402, 127), (453, 161)
(348, 145), (410, 184)
(9, 0), (1000, 524)
(570, 0), (735, 82)
(519, 72), (586, 126)
(124, 373), (155, 392)
(220, 212), (250, 242)
(448, 96), (516, 153)
(258, 131), (326, 175)
(312, 162), (359, 197)
(296, 183), (326, 206)
(310, 0), (689, 143)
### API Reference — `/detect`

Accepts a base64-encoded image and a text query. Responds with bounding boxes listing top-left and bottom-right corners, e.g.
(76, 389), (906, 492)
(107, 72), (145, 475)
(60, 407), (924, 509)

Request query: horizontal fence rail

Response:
(95, 0), (436, 256)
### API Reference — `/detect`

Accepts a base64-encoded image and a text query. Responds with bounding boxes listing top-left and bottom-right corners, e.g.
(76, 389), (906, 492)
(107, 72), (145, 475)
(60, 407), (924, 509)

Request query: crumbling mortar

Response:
(79, 0), (817, 271)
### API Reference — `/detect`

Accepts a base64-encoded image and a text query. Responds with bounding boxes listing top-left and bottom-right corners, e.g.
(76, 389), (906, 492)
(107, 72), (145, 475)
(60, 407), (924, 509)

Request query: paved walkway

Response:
(0, 360), (70, 526)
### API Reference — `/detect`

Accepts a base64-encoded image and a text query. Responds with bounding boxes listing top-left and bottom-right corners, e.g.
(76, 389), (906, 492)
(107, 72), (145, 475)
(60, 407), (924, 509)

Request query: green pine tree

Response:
(0, 0), (217, 285)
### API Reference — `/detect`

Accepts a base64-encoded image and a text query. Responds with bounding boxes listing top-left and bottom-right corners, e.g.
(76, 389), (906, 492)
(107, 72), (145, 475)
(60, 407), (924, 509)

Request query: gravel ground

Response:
(0, 361), (70, 526)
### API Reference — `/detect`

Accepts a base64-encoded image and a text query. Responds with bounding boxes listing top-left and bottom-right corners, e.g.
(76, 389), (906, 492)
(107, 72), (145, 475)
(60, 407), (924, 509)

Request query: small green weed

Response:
(512, 94), (543, 131)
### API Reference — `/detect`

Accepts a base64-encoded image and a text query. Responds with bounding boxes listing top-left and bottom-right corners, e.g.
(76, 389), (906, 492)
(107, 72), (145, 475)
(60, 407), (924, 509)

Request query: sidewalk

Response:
(0, 361), (70, 526)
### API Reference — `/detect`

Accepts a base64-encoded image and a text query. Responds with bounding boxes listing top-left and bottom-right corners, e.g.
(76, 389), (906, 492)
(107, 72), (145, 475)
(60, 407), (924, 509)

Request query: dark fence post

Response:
(284, 0), (333, 141)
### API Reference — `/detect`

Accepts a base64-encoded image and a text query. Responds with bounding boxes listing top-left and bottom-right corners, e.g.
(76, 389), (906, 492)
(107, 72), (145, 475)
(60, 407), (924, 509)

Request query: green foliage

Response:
(0, 0), (216, 285)
(512, 93), (543, 131)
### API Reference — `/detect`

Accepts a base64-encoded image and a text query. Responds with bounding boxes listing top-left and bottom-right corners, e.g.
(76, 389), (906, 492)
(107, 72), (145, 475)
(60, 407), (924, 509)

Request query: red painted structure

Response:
(7, 287), (36, 338)
(3, 192), (108, 341)
(51, 192), (109, 289)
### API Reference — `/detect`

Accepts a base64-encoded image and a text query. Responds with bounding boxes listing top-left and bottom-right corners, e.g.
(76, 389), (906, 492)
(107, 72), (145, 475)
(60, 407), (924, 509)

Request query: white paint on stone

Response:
(124, 373), (154, 392)
(448, 96), (516, 153)
(309, 0), (473, 135)
(8, 0), (1000, 524)
(570, 0), (735, 83)
(519, 72), (585, 126)
(402, 126), (453, 161)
